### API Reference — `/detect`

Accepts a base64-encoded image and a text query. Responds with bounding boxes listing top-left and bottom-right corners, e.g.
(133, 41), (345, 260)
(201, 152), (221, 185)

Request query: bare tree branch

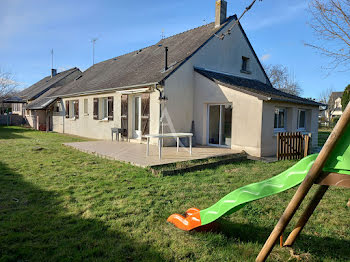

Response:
(264, 64), (303, 96)
(307, 0), (350, 71)
(0, 67), (19, 98)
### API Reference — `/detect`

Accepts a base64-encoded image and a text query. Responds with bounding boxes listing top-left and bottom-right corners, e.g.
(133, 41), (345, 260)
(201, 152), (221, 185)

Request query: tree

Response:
(342, 84), (350, 111)
(318, 87), (334, 104)
(0, 67), (19, 98)
(264, 64), (303, 96)
(307, 0), (350, 71)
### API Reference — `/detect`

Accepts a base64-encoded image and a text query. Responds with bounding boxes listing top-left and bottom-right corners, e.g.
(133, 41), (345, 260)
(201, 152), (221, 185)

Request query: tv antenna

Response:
(161, 29), (165, 40)
(50, 49), (54, 69)
(91, 38), (98, 65)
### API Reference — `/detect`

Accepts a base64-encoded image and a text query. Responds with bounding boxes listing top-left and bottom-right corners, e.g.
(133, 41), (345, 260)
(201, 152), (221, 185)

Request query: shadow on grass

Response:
(0, 126), (32, 140)
(0, 161), (164, 261)
(215, 218), (350, 260)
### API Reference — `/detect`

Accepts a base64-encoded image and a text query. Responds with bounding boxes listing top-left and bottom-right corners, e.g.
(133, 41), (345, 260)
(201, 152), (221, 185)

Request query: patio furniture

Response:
(111, 128), (121, 141)
(143, 133), (193, 160)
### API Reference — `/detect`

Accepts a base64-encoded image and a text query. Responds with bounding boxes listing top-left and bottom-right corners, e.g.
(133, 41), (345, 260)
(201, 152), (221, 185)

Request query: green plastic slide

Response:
(168, 124), (350, 231)
(199, 154), (317, 225)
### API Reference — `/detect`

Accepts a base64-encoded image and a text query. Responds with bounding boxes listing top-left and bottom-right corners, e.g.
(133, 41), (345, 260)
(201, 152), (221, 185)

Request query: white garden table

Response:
(143, 133), (193, 160)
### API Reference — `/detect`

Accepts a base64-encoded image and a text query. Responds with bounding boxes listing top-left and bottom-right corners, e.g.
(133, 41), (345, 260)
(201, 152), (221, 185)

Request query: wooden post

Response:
(304, 134), (310, 157)
(256, 103), (350, 262)
(284, 185), (329, 247)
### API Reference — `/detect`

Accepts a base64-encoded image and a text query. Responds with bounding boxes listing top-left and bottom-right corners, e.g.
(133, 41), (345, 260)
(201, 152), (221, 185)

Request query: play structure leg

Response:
(256, 103), (350, 262)
(283, 185), (329, 247)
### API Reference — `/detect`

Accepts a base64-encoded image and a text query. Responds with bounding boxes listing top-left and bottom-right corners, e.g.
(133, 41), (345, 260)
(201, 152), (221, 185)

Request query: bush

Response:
(331, 116), (340, 127)
(342, 84), (350, 111)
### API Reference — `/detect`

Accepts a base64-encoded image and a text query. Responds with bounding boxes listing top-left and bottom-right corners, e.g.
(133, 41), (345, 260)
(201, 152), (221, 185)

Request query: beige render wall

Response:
(163, 19), (268, 143)
(261, 101), (319, 156)
(193, 73), (263, 157)
(52, 90), (160, 142)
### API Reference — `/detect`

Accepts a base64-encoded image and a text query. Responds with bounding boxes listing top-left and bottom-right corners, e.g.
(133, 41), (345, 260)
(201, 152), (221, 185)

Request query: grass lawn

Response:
(0, 126), (349, 261)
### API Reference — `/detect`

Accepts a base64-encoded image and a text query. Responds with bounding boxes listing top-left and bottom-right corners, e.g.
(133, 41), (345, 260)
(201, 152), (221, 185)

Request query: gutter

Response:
(49, 82), (158, 99)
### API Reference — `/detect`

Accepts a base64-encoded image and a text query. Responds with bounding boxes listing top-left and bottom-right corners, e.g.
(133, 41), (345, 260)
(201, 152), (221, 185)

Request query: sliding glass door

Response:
(208, 104), (232, 147)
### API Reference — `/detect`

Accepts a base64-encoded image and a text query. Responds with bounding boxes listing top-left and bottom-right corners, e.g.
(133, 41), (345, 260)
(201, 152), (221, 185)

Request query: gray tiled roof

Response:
(49, 16), (237, 97)
(195, 67), (323, 107)
(26, 88), (59, 110)
(19, 67), (81, 100)
(329, 91), (343, 102)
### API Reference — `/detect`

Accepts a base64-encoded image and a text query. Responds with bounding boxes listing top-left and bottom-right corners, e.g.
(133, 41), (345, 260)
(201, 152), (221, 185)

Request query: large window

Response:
(65, 100), (79, 119)
(274, 108), (286, 130)
(208, 104), (232, 147)
(93, 97), (113, 121)
(84, 99), (88, 115)
(297, 109), (306, 130)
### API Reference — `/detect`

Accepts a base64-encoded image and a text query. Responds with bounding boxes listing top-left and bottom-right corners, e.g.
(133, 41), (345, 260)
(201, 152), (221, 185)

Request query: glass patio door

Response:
(133, 96), (142, 139)
(208, 104), (232, 147)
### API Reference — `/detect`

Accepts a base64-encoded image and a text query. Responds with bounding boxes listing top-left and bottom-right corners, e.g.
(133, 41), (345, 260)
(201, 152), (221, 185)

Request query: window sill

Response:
(99, 119), (109, 122)
(240, 69), (252, 75)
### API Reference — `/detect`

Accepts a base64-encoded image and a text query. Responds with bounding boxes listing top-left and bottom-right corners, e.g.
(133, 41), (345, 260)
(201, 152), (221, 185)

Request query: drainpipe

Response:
(155, 83), (163, 133)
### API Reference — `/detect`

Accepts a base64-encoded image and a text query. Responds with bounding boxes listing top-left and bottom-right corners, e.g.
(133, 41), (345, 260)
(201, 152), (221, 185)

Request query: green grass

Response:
(0, 126), (349, 262)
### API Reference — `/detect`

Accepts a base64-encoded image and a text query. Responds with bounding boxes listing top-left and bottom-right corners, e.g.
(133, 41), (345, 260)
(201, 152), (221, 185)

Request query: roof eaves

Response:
(49, 82), (158, 98)
(194, 67), (270, 101)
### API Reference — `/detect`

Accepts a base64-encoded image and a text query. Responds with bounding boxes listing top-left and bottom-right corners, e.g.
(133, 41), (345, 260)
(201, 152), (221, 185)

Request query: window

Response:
(274, 108), (286, 130)
(101, 98), (108, 120)
(84, 99), (88, 115)
(55, 102), (61, 112)
(65, 100), (79, 119)
(93, 97), (113, 121)
(297, 109), (306, 130)
(241, 56), (250, 73)
(12, 103), (20, 111)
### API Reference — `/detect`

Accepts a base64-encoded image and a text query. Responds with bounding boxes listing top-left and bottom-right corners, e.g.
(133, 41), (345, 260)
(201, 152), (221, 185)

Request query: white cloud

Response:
(261, 54), (271, 62)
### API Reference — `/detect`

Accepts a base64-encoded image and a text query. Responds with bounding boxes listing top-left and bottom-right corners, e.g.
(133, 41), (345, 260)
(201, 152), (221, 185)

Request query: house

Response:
(328, 91), (343, 120)
(12, 68), (82, 131)
(48, 0), (322, 157)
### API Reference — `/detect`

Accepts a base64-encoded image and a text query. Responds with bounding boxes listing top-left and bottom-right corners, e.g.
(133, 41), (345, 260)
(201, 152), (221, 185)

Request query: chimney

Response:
(215, 0), (227, 28)
(51, 69), (57, 78)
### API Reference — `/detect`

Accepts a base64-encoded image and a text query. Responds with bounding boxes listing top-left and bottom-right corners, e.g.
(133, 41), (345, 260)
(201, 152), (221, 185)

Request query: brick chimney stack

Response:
(51, 69), (57, 78)
(215, 0), (227, 28)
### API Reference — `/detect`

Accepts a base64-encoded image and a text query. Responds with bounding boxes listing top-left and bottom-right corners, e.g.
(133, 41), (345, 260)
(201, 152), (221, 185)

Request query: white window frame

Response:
(69, 100), (78, 119)
(99, 97), (109, 121)
(274, 107), (287, 132)
(297, 109), (306, 131)
(206, 103), (232, 148)
(84, 99), (88, 115)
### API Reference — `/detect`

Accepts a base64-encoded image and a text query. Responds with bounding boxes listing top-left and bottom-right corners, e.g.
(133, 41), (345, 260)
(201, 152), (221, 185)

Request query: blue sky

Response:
(0, 0), (348, 98)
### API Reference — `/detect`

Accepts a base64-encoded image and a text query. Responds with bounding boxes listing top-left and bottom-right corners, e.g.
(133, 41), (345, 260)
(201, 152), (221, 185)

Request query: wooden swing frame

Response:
(256, 103), (350, 262)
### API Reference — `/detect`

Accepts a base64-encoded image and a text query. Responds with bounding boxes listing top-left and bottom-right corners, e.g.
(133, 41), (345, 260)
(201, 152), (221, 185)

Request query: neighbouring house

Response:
(11, 68), (82, 131)
(48, 0), (322, 157)
(328, 91), (343, 120)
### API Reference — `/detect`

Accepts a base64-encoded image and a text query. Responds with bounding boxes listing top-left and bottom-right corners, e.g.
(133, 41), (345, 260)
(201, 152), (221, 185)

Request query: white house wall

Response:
(52, 91), (159, 142)
(163, 19), (268, 141)
(261, 101), (319, 156)
(193, 72), (263, 156)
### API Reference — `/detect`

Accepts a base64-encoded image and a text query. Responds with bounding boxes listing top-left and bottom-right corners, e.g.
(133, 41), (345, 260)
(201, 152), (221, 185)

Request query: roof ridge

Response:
(90, 16), (236, 68)
(160, 15), (236, 42)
